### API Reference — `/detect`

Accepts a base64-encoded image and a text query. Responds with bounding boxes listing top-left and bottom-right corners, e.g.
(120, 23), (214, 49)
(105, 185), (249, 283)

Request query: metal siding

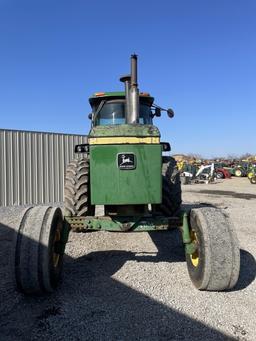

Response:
(0, 129), (87, 206)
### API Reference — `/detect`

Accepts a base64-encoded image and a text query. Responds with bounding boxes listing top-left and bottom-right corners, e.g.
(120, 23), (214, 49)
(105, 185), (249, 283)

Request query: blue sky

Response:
(0, 0), (255, 157)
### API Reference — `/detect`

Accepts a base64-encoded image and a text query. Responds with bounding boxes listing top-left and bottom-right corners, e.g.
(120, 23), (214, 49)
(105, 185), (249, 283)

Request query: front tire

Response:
(14, 206), (64, 294)
(186, 207), (240, 291)
(250, 176), (256, 184)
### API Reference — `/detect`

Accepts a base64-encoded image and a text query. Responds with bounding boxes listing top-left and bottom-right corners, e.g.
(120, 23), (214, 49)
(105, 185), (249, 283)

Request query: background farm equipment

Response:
(189, 163), (215, 183)
(180, 162), (230, 183)
(225, 161), (256, 178)
(233, 163), (249, 177)
(214, 165), (232, 179)
(248, 165), (256, 184)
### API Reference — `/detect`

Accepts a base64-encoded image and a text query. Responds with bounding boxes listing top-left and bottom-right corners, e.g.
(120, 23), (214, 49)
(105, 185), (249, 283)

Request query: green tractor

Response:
(248, 165), (256, 184)
(233, 163), (248, 177)
(14, 55), (240, 294)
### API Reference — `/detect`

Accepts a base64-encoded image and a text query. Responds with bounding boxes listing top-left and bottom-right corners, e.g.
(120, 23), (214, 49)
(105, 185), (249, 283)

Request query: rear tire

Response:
(154, 157), (182, 216)
(64, 157), (94, 217)
(14, 206), (64, 294)
(186, 207), (240, 291)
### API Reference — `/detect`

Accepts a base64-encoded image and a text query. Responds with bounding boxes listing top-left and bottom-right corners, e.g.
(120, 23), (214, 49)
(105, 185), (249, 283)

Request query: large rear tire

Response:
(154, 157), (182, 216)
(64, 158), (94, 217)
(186, 207), (240, 291)
(14, 206), (64, 294)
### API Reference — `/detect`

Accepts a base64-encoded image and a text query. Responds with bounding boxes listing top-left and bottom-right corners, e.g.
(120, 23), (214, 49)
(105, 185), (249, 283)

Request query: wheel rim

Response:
(52, 222), (62, 268)
(235, 169), (242, 176)
(190, 230), (199, 267)
(248, 172), (253, 179)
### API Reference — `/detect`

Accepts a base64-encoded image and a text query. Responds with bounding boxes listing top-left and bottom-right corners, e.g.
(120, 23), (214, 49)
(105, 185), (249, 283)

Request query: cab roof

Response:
(89, 91), (154, 107)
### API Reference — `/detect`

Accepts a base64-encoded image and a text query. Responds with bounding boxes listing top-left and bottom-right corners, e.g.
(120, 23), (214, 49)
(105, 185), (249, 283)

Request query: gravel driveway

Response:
(0, 177), (255, 340)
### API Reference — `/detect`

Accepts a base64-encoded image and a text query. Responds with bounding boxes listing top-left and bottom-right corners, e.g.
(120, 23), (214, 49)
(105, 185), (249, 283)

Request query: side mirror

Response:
(155, 107), (161, 117)
(88, 113), (93, 120)
(161, 142), (171, 152)
(167, 108), (174, 118)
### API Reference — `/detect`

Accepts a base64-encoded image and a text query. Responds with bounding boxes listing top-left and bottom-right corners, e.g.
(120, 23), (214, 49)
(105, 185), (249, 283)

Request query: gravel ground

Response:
(0, 177), (255, 340)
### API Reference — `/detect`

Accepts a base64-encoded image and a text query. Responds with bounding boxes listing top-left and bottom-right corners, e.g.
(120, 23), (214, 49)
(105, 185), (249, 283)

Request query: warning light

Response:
(95, 92), (105, 96)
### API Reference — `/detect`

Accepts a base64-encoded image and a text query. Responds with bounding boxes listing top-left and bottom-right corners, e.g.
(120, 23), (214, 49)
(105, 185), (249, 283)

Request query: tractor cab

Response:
(87, 55), (174, 135)
(89, 92), (154, 126)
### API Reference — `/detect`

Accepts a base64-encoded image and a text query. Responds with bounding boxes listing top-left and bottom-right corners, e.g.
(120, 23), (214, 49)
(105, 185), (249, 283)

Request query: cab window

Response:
(94, 100), (153, 126)
(95, 100), (125, 126)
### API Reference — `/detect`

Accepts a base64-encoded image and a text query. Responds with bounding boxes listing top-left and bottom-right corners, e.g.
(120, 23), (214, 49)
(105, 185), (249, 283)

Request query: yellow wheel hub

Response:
(248, 172), (253, 179)
(190, 230), (199, 267)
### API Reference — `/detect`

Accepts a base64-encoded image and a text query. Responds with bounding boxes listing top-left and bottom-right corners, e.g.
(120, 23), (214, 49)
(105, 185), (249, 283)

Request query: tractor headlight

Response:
(75, 144), (89, 153)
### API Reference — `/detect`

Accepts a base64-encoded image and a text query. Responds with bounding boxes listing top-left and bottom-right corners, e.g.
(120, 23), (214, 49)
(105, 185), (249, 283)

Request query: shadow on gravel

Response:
(234, 249), (256, 291)
(70, 229), (185, 280)
(182, 203), (216, 211)
(190, 190), (256, 200)
(0, 216), (239, 341)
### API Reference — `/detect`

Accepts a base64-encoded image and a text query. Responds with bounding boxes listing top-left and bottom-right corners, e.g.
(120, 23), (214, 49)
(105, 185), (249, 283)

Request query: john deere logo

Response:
(117, 153), (136, 170)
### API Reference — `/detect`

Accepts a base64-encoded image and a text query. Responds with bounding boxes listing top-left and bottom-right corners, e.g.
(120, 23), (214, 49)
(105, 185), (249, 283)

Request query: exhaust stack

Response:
(129, 54), (139, 124)
(120, 54), (140, 124)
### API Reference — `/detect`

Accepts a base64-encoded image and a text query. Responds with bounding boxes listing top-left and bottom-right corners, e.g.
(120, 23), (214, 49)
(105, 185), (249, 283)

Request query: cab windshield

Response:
(94, 100), (152, 126)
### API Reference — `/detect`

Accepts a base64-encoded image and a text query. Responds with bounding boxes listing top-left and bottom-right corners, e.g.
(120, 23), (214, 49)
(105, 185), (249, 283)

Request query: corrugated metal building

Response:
(0, 129), (87, 206)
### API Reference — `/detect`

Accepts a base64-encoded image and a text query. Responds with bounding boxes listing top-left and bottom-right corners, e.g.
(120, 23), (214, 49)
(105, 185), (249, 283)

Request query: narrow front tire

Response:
(186, 207), (240, 291)
(14, 206), (64, 294)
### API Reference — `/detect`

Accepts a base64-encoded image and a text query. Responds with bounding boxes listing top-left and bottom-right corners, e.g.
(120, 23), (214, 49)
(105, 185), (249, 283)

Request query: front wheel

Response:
(14, 206), (64, 294)
(234, 168), (242, 177)
(185, 207), (240, 291)
(216, 171), (224, 179)
(247, 172), (253, 179)
(250, 176), (256, 184)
